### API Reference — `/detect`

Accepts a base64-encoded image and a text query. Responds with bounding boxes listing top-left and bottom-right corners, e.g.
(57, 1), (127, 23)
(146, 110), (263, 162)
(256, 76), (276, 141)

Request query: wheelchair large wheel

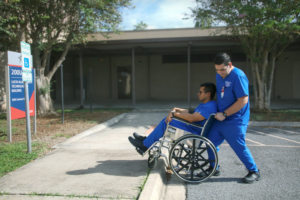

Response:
(169, 135), (218, 183)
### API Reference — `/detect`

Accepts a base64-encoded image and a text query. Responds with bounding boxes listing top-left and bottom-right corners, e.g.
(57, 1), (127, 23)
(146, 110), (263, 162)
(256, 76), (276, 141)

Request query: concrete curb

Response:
(139, 147), (170, 200)
(52, 113), (127, 148)
(139, 160), (167, 200)
(248, 121), (300, 127)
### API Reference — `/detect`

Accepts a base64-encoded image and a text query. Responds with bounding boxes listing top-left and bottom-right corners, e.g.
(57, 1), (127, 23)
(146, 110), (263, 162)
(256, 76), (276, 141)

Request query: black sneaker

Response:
(128, 136), (148, 153)
(133, 132), (146, 141)
(197, 166), (220, 178)
(242, 170), (261, 183)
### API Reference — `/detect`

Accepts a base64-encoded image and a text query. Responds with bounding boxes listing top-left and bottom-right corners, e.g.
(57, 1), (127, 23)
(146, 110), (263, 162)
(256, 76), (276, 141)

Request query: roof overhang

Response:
(67, 27), (300, 57)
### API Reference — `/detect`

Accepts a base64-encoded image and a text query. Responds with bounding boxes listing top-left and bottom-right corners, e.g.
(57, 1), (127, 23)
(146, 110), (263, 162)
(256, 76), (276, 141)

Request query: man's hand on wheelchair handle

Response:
(215, 112), (226, 121)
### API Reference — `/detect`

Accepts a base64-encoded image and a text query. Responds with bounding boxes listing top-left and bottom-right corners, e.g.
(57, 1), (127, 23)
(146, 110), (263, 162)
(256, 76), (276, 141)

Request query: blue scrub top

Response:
(216, 67), (250, 125)
(193, 100), (217, 126)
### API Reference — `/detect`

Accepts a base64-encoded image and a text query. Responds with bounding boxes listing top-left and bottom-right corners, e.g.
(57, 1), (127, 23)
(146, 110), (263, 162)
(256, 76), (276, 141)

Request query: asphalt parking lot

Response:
(186, 127), (300, 200)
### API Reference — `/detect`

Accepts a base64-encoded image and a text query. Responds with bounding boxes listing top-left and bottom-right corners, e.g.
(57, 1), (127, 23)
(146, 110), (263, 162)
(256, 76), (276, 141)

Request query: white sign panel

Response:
(21, 42), (31, 56)
(22, 71), (32, 82)
(21, 42), (32, 72)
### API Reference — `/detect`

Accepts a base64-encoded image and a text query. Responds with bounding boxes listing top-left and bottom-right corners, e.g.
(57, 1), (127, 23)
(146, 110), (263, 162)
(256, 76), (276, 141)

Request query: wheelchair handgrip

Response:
(172, 116), (203, 128)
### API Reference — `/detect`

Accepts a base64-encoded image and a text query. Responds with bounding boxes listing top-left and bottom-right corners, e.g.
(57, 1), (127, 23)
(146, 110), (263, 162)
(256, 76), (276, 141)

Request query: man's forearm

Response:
(173, 112), (205, 122)
(171, 107), (189, 113)
(224, 96), (248, 116)
(215, 96), (248, 121)
(166, 107), (189, 123)
(174, 112), (195, 122)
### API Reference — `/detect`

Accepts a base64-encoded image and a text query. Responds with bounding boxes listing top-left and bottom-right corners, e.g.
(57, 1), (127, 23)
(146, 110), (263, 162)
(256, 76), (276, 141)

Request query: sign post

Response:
(24, 80), (31, 153)
(21, 42), (32, 153)
(61, 64), (64, 124)
(5, 59), (12, 142)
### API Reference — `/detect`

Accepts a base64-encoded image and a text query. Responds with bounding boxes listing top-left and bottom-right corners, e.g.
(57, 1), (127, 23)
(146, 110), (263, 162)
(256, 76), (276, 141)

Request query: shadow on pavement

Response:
(66, 159), (147, 177)
(203, 177), (244, 184)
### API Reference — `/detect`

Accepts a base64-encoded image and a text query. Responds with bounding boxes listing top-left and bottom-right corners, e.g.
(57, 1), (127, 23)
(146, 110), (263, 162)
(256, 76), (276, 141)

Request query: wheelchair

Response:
(136, 114), (218, 183)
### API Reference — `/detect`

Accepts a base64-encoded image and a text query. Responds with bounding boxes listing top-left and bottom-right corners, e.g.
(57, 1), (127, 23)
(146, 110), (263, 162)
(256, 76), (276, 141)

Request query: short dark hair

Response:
(214, 53), (231, 66)
(200, 83), (216, 99)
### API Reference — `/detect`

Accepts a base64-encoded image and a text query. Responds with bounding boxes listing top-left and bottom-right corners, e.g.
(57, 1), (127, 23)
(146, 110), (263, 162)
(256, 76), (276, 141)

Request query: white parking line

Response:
(248, 128), (300, 144)
(270, 128), (300, 135)
(221, 144), (300, 148)
(245, 138), (265, 146)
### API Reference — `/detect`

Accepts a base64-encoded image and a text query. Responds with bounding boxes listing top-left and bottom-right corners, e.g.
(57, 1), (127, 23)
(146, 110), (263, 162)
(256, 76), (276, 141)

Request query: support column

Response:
(147, 55), (150, 99)
(73, 57), (76, 100)
(79, 51), (84, 108)
(132, 47), (136, 108)
(109, 56), (112, 99)
(188, 45), (191, 108)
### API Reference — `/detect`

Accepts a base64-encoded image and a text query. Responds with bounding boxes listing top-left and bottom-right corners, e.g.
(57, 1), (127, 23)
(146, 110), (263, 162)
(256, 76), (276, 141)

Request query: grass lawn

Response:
(0, 142), (47, 177)
(250, 109), (300, 122)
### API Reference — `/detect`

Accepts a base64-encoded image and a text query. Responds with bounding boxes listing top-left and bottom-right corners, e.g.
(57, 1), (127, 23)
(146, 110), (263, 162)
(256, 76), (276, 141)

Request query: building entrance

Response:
(118, 66), (131, 99)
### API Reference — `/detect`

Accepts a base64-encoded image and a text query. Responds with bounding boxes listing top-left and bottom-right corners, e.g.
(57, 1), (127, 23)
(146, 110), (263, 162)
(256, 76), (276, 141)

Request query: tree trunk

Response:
(32, 43), (56, 116)
(32, 38), (70, 116)
(252, 62), (264, 109)
(250, 52), (274, 111)
(0, 52), (7, 113)
(264, 54), (276, 110)
(36, 75), (55, 115)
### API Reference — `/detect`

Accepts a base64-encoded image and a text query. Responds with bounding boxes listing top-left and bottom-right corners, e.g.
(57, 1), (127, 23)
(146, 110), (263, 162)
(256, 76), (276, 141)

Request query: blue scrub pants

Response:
(143, 117), (202, 148)
(207, 121), (258, 172)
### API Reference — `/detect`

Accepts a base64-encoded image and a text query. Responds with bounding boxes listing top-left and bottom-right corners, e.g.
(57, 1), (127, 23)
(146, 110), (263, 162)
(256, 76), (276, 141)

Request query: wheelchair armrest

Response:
(172, 116), (203, 129)
(188, 108), (195, 114)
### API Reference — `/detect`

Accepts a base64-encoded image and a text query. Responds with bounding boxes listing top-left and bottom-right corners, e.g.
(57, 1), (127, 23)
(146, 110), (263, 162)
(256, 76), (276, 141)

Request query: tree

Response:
(189, 0), (300, 110)
(133, 21), (148, 30)
(193, 16), (213, 28)
(0, 0), (131, 115)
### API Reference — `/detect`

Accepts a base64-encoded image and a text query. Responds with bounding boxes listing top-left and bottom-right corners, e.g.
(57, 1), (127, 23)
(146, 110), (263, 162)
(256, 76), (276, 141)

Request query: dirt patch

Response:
(0, 109), (132, 153)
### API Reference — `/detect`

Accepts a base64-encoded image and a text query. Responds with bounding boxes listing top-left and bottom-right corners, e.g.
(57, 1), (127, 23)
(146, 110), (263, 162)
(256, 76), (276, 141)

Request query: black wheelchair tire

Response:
(168, 135), (218, 183)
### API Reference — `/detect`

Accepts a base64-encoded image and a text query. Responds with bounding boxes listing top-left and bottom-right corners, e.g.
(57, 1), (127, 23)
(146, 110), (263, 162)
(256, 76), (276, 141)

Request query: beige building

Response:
(48, 28), (300, 108)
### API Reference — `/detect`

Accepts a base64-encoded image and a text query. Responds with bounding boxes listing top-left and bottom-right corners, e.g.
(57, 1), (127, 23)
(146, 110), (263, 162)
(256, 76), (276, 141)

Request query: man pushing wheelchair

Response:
(129, 52), (261, 184)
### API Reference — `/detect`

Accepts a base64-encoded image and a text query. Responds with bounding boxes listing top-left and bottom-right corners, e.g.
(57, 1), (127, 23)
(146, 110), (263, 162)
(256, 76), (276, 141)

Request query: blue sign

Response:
(24, 57), (29, 69)
(9, 65), (35, 119)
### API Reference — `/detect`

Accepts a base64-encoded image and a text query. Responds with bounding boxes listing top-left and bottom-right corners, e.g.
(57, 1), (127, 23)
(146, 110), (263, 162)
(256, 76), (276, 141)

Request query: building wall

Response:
(150, 55), (188, 100)
(55, 51), (299, 102)
(55, 57), (76, 102)
(293, 61), (300, 99)
(274, 52), (300, 99)
(190, 63), (216, 100)
(83, 57), (111, 100)
(111, 55), (149, 100)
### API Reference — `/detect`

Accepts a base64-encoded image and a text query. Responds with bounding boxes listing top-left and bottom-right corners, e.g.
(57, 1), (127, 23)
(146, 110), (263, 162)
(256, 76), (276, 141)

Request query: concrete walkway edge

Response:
(248, 121), (300, 127)
(139, 159), (167, 200)
(52, 113), (127, 148)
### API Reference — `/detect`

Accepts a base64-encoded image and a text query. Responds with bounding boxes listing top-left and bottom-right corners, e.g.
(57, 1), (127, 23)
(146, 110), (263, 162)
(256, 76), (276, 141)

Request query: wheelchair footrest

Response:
(136, 148), (144, 155)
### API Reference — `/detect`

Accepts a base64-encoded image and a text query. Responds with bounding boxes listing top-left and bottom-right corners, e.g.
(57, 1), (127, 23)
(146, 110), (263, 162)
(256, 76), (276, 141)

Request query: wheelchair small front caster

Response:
(148, 155), (158, 169)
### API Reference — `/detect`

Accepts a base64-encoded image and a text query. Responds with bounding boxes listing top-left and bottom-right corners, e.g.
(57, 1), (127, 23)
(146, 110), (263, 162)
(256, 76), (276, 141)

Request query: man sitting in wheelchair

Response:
(128, 82), (217, 154)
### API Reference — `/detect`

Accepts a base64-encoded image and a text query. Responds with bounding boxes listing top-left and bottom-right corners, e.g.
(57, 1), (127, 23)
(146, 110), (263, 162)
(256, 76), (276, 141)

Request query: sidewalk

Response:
(0, 112), (299, 200)
(0, 113), (170, 200)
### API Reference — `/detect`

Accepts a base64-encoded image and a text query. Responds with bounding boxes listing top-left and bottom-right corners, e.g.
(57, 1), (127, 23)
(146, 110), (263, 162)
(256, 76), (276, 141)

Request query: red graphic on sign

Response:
(10, 91), (35, 120)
